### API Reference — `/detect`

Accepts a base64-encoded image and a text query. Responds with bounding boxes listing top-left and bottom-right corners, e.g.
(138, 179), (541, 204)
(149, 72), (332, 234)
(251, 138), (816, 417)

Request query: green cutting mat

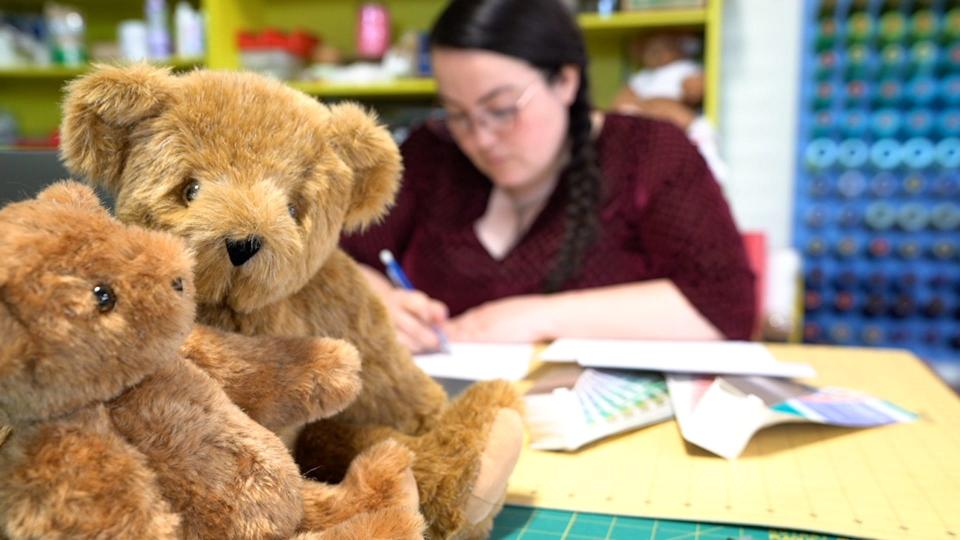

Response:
(491, 506), (848, 540)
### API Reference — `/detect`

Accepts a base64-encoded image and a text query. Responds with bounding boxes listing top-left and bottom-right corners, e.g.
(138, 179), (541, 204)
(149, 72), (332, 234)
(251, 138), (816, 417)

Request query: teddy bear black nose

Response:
(171, 277), (184, 292)
(225, 236), (263, 267)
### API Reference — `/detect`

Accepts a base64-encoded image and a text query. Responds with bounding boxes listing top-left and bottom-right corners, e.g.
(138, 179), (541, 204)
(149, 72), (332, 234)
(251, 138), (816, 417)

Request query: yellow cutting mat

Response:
(506, 344), (960, 540)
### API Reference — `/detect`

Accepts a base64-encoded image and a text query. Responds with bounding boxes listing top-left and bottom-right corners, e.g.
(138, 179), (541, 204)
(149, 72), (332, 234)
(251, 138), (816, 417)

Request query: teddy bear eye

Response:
(182, 179), (201, 205)
(288, 203), (298, 221)
(92, 283), (117, 313)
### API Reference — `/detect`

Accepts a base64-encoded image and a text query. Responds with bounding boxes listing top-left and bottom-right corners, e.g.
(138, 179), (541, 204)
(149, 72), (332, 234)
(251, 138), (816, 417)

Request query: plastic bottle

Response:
(174, 1), (204, 59)
(357, 3), (390, 60)
(145, 0), (171, 61)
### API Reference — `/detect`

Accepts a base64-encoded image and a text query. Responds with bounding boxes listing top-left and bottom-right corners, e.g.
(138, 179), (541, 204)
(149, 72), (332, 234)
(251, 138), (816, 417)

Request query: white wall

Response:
(719, 0), (804, 250)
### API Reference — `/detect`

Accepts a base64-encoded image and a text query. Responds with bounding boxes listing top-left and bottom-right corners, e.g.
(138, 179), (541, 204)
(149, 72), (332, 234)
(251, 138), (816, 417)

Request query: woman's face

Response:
(432, 48), (579, 192)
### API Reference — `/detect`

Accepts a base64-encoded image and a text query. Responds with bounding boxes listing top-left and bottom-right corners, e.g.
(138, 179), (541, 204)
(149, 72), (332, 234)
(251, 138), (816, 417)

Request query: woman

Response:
(341, 0), (756, 353)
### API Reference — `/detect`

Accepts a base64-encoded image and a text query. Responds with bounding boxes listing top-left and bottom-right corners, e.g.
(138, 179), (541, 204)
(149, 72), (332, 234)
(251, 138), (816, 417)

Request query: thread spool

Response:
(878, 43), (907, 75)
(805, 138), (839, 170)
(812, 81), (837, 108)
(909, 41), (939, 75)
(905, 77), (938, 106)
(910, 9), (939, 41)
(936, 109), (959, 137)
(865, 201), (897, 230)
(897, 203), (930, 232)
(812, 110), (835, 137)
(935, 138), (960, 169)
(840, 110), (870, 137)
(901, 137), (936, 169)
(847, 11), (875, 43)
(872, 79), (902, 107)
(870, 171), (899, 197)
(904, 109), (934, 137)
(814, 50), (840, 80)
(941, 77), (960, 107)
(815, 18), (839, 50)
(836, 169), (867, 198)
(870, 109), (901, 138)
(902, 173), (925, 195)
(838, 205), (860, 228)
(869, 139), (902, 170)
(878, 11), (907, 43)
(847, 80), (872, 106)
(845, 44), (873, 79)
(930, 202), (960, 231)
(837, 139), (870, 168)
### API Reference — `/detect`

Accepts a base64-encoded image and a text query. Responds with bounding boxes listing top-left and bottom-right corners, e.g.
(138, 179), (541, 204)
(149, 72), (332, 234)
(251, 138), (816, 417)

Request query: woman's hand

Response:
(383, 288), (450, 354)
(444, 295), (553, 344)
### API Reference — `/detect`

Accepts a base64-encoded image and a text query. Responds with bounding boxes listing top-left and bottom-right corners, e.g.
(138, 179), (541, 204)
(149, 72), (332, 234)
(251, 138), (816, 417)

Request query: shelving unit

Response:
(289, 78), (437, 98)
(0, 0), (723, 139)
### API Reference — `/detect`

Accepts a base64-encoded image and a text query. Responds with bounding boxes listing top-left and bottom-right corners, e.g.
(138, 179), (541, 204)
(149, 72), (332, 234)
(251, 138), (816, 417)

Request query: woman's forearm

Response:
(541, 279), (723, 341)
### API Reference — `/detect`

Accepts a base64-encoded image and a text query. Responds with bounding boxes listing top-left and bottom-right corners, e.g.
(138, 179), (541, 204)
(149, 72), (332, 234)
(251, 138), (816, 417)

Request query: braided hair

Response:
(430, 0), (603, 293)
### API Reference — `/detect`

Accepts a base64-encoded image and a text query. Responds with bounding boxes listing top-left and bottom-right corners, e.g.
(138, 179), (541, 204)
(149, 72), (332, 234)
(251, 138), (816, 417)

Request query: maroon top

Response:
(341, 114), (757, 339)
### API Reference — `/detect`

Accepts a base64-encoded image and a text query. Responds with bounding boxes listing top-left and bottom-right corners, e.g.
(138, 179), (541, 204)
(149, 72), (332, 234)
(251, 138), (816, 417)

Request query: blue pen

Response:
(379, 249), (451, 353)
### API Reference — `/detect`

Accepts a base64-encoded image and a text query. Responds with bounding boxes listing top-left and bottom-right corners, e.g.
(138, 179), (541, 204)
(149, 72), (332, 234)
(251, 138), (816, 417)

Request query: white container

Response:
(174, 2), (204, 58)
(118, 20), (149, 61)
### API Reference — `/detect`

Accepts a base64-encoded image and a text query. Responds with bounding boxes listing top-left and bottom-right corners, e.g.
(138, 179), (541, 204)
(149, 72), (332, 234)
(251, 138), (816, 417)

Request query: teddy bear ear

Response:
(59, 63), (177, 195)
(325, 103), (403, 232)
(36, 180), (106, 215)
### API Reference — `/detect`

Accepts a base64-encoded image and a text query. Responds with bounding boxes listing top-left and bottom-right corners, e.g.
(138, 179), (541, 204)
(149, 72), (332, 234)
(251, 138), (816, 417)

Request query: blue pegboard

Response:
(794, 0), (960, 384)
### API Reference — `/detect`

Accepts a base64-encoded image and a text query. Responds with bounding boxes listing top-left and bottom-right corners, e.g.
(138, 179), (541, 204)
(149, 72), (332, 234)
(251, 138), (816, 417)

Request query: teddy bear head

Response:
(0, 181), (195, 425)
(60, 64), (402, 313)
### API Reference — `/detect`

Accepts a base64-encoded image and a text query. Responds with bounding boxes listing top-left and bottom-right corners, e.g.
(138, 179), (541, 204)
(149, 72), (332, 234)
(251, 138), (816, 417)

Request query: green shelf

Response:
(0, 58), (205, 79)
(577, 8), (708, 31)
(289, 78), (437, 98)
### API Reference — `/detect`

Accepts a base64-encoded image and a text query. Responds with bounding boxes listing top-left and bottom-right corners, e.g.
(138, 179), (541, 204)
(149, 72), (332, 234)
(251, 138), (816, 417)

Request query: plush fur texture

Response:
(61, 64), (524, 539)
(0, 182), (424, 539)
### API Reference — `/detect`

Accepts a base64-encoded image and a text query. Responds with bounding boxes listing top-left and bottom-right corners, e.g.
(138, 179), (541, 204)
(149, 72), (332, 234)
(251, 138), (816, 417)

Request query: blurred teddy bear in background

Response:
(612, 32), (729, 186)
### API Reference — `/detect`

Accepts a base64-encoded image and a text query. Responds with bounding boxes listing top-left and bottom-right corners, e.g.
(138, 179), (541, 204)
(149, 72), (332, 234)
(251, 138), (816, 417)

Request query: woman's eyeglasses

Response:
(442, 80), (540, 138)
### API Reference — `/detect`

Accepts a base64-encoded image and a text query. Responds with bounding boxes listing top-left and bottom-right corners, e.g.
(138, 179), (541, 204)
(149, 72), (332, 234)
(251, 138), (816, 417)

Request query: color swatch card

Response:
(667, 373), (918, 459)
(524, 368), (673, 451)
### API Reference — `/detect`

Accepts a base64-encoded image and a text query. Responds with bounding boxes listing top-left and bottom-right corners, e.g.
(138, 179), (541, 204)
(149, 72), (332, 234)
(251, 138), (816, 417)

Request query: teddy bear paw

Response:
(344, 439), (419, 511)
(293, 505), (425, 540)
(462, 409), (524, 525)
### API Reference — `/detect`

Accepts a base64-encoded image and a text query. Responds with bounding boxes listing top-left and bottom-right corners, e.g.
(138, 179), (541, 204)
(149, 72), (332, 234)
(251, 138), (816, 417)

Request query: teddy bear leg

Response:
(293, 505), (425, 540)
(300, 439), (419, 530)
(407, 382), (523, 538)
(296, 380), (523, 539)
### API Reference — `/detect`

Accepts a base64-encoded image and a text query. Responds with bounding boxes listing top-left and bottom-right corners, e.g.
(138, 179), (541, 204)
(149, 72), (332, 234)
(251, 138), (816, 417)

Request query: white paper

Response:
(413, 342), (534, 381)
(540, 339), (816, 379)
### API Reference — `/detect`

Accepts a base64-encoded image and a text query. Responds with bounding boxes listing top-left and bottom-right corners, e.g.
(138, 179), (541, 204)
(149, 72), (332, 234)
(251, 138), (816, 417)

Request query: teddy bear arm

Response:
(0, 414), (181, 539)
(182, 325), (362, 432)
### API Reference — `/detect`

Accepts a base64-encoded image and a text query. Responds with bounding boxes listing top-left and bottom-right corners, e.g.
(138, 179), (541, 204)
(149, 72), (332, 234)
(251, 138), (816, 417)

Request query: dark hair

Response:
(431, 0), (602, 293)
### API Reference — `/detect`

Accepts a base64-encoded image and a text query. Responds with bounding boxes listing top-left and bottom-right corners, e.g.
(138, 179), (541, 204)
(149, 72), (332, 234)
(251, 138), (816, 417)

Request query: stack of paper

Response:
(541, 339), (816, 378)
(524, 368), (673, 451)
(667, 374), (918, 459)
(413, 343), (534, 381)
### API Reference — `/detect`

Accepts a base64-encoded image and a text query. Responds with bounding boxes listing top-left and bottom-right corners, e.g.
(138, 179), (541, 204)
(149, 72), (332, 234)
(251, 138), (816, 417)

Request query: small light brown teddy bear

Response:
(60, 64), (524, 539)
(0, 181), (424, 539)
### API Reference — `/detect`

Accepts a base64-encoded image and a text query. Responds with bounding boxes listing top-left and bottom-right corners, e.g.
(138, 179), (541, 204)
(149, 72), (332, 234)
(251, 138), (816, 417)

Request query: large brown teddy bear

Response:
(0, 181), (424, 539)
(61, 64), (524, 539)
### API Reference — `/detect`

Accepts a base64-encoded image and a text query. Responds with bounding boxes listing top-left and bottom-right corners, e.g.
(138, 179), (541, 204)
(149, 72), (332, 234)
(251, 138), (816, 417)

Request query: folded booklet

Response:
(666, 374), (918, 459)
(524, 367), (673, 451)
